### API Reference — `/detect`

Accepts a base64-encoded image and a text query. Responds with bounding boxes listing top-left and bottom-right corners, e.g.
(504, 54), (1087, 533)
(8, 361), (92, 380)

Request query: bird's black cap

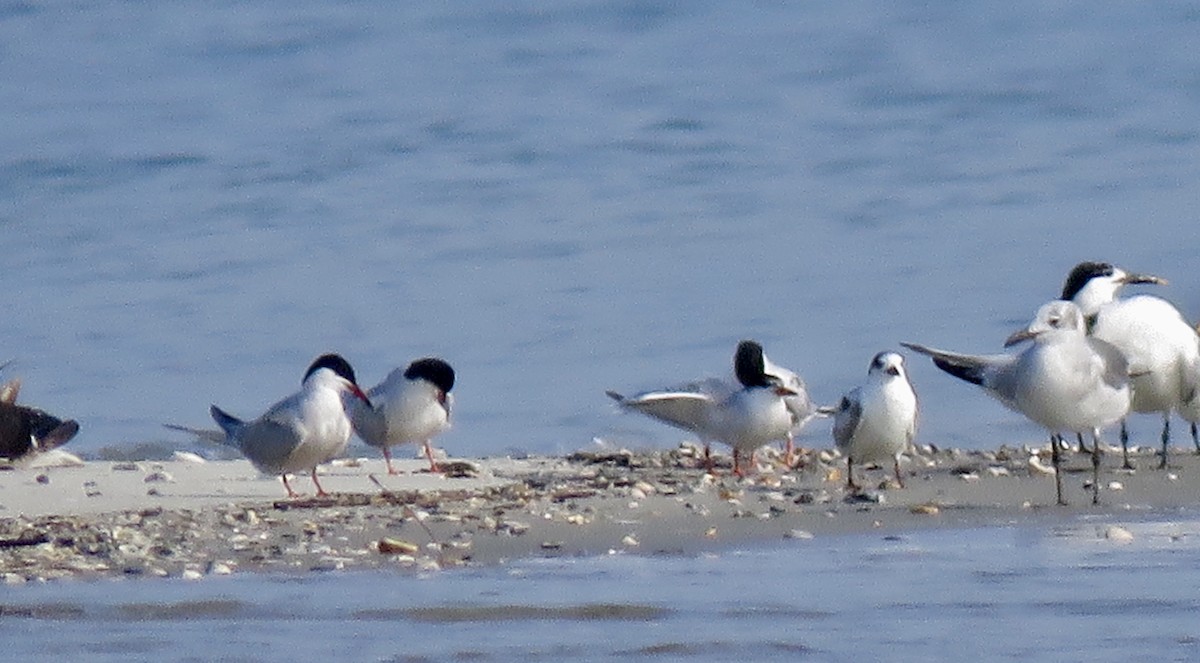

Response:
(1060, 262), (1114, 301)
(304, 353), (359, 385)
(734, 340), (771, 388)
(404, 357), (456, 393)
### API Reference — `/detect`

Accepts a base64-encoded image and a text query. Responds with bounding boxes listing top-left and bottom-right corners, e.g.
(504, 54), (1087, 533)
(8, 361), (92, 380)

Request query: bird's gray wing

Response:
(163, 422), (232, 445)
(229, 417), (301, 473)
(1089, 336), (1132, 389)
(900, 342), (1011, 387)
(831, 390), (863, 452)
(347, 397), (387, 447)
(607, 389), (717, 436)
(1087, 337), (1132, 390)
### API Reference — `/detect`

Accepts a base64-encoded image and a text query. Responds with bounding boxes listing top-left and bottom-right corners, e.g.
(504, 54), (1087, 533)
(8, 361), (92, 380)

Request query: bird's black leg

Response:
(1158, 416), (1170, 470)
(1052, 433), (1066, 506)
(1120, 420), (1134, 470)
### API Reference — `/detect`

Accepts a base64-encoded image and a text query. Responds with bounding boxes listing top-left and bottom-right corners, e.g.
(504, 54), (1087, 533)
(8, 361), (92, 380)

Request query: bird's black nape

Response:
(734, 340), (771, 388)
(405, 357), (456, 393)
(304, 353), (359, 385)
(1060, 261), (1114, 301)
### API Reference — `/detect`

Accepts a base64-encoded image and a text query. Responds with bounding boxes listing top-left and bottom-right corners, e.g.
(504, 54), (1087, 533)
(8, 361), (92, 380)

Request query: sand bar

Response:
(0, 442), (1197, 583)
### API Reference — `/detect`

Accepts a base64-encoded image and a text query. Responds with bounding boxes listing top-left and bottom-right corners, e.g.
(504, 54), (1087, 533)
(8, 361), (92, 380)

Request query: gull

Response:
(1060, 261), (1198, 469)
(606, 340), (798, 476)
(0, 370), (80, 464)
(827, 351), (917, 490)
(348, 357), (455, 474)
(168, 353), (371, 498)
(903, 300), (1132, 505)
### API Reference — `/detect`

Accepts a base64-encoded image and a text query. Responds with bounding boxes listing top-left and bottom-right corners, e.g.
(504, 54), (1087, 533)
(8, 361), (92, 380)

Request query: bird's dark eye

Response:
(886, 366), (900, 377)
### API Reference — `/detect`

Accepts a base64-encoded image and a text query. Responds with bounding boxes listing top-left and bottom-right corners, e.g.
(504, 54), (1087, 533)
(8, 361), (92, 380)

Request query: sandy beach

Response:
(1, 442), (1197, 583)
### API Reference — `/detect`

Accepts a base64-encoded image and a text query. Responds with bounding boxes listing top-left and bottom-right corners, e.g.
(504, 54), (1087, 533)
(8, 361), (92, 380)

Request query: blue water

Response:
(4, 2), (1200, 657)
(2, 1), (1199, 459)
(3, 518), (1199, 662)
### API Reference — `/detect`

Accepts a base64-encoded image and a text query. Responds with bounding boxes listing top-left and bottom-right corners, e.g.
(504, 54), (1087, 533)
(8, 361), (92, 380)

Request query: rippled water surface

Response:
(3, 3), (1200, 657)
(3, 1), (1200, 459)
(3, 517), (1200, 662)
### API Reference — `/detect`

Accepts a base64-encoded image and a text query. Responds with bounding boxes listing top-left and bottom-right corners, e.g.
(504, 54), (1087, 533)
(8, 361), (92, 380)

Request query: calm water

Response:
(2, 515), (1199, 662)
(2, 1), (1200, 459)
(3, 2), (1200, 657)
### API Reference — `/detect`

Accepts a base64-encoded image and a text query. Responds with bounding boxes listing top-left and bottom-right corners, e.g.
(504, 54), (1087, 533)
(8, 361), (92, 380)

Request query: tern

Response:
(903, 300), (1132, 505)
(607, 340), (798, 476)
(0, 371), (80, 463)
(760, 351), (819, 465)
(827, 351), (917, 490)
(169, 354), (371, 498)
(1060, 261), (1198, 469)
(348, 357), (455, 474)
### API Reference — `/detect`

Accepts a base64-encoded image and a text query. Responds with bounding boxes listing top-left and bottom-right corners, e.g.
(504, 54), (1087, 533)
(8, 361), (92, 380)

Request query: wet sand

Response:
(1, 442), (1197, 582)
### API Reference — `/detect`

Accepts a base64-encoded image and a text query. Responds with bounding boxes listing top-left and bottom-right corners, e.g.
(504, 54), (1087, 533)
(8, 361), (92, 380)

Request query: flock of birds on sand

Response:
(3, 261), (1200, 508)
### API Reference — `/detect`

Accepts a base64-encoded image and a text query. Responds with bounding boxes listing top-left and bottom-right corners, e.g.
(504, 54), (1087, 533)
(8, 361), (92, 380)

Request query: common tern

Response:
(607, 340), (798, 476)
(169, 354), (371, 497)
(903, 300), (1133, 505)
(1060, 261), (1198, 469)
(349, 357), (455, 474)
(0, 371), (80, 463)
(828, 351), (917, 490)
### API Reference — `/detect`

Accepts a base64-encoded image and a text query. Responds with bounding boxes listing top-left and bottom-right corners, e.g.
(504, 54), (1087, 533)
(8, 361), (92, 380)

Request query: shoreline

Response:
(1, 443), (1197, 583)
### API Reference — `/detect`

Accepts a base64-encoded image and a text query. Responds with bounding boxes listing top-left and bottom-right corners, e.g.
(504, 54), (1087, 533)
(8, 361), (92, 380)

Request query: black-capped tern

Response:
(607, 340), (798, 476)
(169, 353), (371, 498)
(1060, 261), (1197, 469)
(349, 357), (455, 474)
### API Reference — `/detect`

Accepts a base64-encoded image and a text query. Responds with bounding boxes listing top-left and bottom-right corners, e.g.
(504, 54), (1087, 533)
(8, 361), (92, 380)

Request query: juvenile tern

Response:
(607, 340), (797, 476)
(349, 357), (455, 474)
(1060, 261), (1198, 469)
(170, 353), (371, 497)
(903, 300), (1132, 505)
(0, 375), (80, 463)
(828, 351), (917, 490)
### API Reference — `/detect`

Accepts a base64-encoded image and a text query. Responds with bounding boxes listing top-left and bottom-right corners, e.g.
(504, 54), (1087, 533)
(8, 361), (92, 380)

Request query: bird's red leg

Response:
(311, 469), (331, 497)
(282, 474), (299, 498)
(424, 441), (440, 473)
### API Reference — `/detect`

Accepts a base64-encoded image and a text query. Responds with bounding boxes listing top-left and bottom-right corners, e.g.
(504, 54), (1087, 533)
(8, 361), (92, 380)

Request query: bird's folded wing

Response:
(831, 393), (862, 450)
